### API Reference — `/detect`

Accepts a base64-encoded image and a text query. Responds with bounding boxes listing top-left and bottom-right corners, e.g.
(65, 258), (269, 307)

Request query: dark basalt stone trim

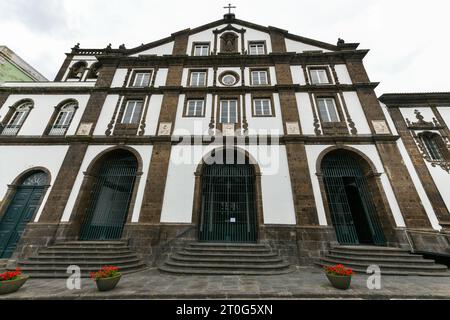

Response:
(380, 92), (450, 105)
(0, 83), (379, 95)
(0, 134), (400, 145)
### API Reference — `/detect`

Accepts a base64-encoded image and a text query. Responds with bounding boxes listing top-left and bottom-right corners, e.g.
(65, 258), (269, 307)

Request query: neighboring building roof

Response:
(379, 92), (450, 105)
(0, 46), (47, 83)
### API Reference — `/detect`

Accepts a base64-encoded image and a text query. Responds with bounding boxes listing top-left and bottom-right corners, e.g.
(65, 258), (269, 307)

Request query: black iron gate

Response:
(80, 152), (137, 240)
(199, 163), (257, 243)
(322, 152), (386, 246)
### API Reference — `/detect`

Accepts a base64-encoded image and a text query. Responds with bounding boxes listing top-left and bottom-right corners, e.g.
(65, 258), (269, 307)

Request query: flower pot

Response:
(95, 274), (121, 292)
(0, 276), (29, 295)
(326, 273), (352, 290)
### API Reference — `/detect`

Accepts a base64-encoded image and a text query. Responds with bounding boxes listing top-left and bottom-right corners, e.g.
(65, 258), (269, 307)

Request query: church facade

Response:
(0, 13), (448, 266)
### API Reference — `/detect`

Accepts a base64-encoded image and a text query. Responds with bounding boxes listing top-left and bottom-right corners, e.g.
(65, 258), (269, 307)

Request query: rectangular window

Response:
(253, 98), (272, 116)
(310, 68), (330, 84)
(220, 100), (238, 123)
(251, 70), (268, 85)
(190, 71), (207, 86)
(121, 100), (143, 124)
(249, 42), (266, 55)
(317, 98), (340, 122)
(186, 99), (205, 117)
(193, 44), (210, 56)
(132, 72), (152, 87)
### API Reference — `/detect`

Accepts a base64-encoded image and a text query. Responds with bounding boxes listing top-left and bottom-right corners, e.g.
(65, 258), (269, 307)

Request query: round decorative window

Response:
(219, 71), (239, 86)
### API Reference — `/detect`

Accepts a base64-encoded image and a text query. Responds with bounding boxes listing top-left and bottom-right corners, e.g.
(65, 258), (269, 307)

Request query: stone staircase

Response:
(12, 241), (147, 278)
(159, 242), (293, 275)
(319, 245), (450, 276)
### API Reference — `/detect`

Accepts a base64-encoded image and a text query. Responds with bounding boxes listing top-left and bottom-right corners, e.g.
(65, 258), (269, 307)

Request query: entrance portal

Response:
(321, 150), (386, 246)
(0, 171), (48, 258)
(199, 150), (257, 243)
(79, 150), (137, 240)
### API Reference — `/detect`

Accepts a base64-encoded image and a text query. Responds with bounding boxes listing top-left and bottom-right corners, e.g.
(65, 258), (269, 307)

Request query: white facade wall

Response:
(295, 92), (316, 135)
(245, 93), (283, 134)
(129, 42), (174, 57)
(285, 38), (331, 53)
(334, 64), (352, 84)
(243, 67), (277, 86)
(93, 95), (120, 135)
(60, 145), (153, 223)
(290, 66), (307, 85)
(0, 145), (69, 222)
(1, 94), (90, 136)
(342, 92), (371, 134)
(173, 94), (212, 135)
(160, 145), (296, 225)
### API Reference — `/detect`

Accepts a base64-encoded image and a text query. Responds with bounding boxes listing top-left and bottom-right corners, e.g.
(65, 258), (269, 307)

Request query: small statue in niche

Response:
(221, 32), (238, 53)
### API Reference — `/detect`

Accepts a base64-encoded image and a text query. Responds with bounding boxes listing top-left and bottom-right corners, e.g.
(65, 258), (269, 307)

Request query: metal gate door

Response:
(80, 152), (137, 240)
(199, 164), (257, 243)
(0, 186), (45, 258)
(322, 152), (386, 246)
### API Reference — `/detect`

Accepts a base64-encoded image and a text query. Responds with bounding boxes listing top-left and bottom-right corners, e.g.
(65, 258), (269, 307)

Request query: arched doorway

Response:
(0, 170), (49, 258)
(321, 150), (386, 246)
(79, 149), (138, 240)
(198, 149), (257, 243)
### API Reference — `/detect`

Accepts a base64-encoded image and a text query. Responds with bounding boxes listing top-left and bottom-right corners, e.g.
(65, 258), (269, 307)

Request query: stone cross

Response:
(223, 3), (236, 14)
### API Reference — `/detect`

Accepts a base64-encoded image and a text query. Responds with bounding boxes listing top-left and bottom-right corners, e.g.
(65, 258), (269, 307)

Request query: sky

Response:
(0, 0), (448, 95)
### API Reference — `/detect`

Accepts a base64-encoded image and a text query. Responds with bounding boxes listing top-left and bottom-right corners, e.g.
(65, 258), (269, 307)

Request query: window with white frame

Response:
(186, 99), (205, 117)
(193, 44), (210, 56)
(310, 68), (330, 84)
(220, 100), (238, 123)
(49, 102), (77, 135)
(132, 72), (152, 87)
(190, 71), (207, 86)
(317, 98), (340, 122)
(249, 42), (266, 55)
(251, 70), (268, 85)
(121, 100), (143, 124)
(253, 98), (272, 116)
(1, 102), (32, 136)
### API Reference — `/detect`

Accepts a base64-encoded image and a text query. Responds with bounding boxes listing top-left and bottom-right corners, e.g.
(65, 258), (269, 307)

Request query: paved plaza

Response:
(0, 266), (449, 299)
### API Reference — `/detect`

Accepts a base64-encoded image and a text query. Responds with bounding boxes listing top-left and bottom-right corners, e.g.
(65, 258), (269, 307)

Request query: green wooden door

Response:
(199, 163), (257, 243)
(0, 186), (45, 258)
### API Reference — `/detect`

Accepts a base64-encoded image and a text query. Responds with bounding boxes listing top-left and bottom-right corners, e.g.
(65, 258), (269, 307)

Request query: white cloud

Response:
(0, 0), (449, 94)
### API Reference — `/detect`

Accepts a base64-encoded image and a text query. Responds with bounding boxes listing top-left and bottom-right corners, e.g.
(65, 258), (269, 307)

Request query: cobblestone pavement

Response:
(0, 266), (449, 299)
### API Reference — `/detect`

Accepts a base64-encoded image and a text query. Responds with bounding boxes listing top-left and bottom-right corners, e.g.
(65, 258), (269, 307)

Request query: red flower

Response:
(90, 265), (120, 280)
(0, 267), (22, 281)
(324, 264), (354, 276)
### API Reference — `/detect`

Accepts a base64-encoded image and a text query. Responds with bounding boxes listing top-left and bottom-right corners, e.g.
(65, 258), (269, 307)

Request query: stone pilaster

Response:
(53, 53), (73, 81)
(389, 108), (450, 226)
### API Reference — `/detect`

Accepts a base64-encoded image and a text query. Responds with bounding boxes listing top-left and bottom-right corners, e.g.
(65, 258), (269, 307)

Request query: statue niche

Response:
(220, 32), (238, 53)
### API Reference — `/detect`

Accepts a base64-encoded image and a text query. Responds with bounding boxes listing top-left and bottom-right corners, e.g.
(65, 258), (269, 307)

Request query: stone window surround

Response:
(248, 41), (267, 55)
(127, 68), (154, 88)
(313, 92), (349, 134)
(191, 42), (211, 56)
(215, 94), (242, 132)
(251, 93), (275, 118)
(306, 65), (335, 85)
(0, 99), (34, 136)
(43, 99), (79, 136)
(188, 69), (208, 87)
(249, 67), (271, 86)
(183, 94), (207, 118)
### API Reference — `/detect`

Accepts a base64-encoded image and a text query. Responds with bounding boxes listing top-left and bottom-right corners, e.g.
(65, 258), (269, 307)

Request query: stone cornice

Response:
(379, 92), (450, 106)
(0, 83), (379, 95)
(0, 134), (400, 145)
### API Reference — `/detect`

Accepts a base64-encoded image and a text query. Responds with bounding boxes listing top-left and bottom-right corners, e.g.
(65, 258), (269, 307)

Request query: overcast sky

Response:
(0, 0), (448, 95)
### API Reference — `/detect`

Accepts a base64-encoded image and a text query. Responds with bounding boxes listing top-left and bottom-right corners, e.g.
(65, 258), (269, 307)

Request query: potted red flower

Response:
(324, 264), (354, 290)
(90, 266), (121, 292)
(0, 267), (29, 295)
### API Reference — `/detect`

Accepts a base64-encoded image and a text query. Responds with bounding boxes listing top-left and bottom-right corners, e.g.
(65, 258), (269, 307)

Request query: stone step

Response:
(18, 266), (147, 279)
(325, 254), (437, 266)
(320, 257), (448, 273)
(164, 260), (290, 270)
(17, 262), (146, 274)
(331, 246), (410, 254)
(28, 253), (139, 261)
(159, 265), (295, 275)
(177, 250), (279, 259)
(328, 249), (423, 260)
(316, 264), (450, 277)
(53, 241), (127, 247)
(171, 254), (283, 264)
(183, 247), (272, 254)
(42, 246), (130, 252)
(19, 258), (142, 267)
(188, 242), (268, 249)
